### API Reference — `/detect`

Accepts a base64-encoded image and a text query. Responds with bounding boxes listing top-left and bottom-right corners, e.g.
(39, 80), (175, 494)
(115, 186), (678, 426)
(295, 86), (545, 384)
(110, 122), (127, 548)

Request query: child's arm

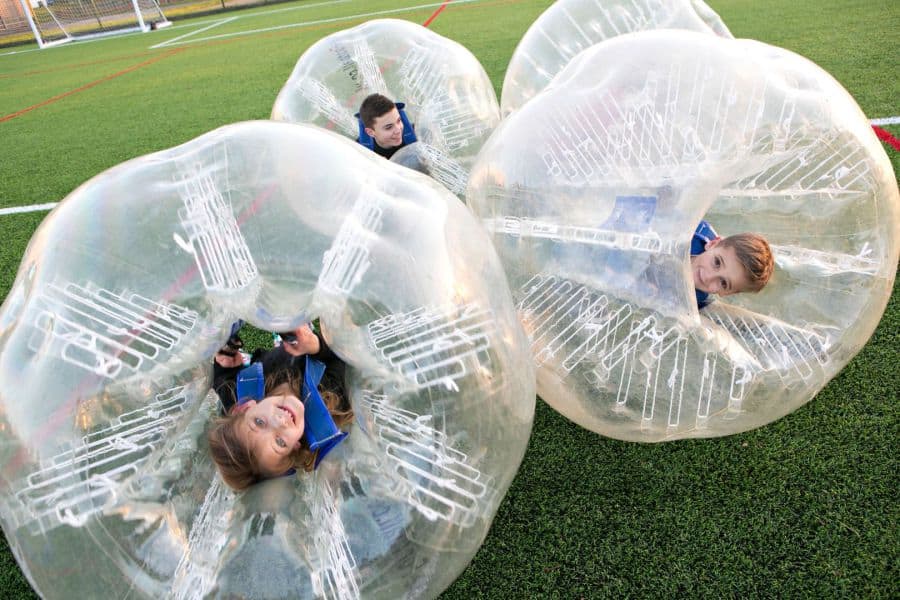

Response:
(280, 324), (336, 362)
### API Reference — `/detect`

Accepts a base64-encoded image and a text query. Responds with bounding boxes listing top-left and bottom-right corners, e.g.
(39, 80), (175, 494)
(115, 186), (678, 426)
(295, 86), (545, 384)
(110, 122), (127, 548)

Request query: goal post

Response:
(20, 0), (171, 49)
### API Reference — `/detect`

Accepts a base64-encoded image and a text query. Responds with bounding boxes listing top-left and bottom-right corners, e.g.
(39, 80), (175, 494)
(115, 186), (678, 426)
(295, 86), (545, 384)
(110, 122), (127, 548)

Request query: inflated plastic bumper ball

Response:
(468, 31), (899, 441)
(271, 18), (499, 198)
(0, 122), (535, 599)
(500, 0), (732, 116)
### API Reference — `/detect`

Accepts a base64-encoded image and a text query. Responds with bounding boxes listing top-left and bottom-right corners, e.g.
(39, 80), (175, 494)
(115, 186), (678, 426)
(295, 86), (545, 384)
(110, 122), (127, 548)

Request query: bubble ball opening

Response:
(271, 18), (500, 198)
(469, 30), (899, 442)
(0, 122), (535, 599)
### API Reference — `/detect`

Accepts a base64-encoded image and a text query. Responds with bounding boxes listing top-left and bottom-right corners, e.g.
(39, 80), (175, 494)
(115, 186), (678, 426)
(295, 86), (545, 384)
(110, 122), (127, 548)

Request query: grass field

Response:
(0, 0), (898, 597)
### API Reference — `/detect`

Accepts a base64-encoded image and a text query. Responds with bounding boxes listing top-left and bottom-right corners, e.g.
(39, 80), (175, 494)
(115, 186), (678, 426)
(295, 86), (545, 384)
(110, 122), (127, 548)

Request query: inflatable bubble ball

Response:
(500, 0), (732, 116)
(271, 18), (500, 198)
(467, 30), (899, 442)
(0, 122), (535, 599)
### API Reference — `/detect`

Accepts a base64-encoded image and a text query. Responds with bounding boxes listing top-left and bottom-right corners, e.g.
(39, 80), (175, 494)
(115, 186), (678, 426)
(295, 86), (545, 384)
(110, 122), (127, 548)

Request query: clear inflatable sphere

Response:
(271, 18), (500, 198)
(0, 122), (535, 598)
(500, 0), (732, 116)
(468, 31), (900, 441)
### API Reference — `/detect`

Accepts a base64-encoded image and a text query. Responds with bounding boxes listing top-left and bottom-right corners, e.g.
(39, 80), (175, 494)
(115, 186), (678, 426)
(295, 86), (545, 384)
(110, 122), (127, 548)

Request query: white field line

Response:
(871, 117), (900, 126)
(0, 203), (58, 215)
(0, 0), (351, 57)
(152, 16), (240, 49)
(0, 46), (40, 58)
(0, 31), (146, 57)
(161, 0), (352, 32)
(148, 0), (485, 49)
(151, 0), (353, 48)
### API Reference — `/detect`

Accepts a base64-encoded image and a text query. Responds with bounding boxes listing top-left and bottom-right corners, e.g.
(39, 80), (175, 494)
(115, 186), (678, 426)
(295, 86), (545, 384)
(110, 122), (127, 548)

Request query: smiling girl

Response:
(207, 323), (353, 490)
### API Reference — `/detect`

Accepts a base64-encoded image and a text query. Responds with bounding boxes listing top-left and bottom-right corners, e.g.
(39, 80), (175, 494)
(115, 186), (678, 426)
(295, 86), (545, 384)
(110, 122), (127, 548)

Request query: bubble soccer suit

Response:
(0, 122), (535, 599)
(271, 18), (500, 198)
(500, 0), (733, 116)
(467, 31), (899, 442)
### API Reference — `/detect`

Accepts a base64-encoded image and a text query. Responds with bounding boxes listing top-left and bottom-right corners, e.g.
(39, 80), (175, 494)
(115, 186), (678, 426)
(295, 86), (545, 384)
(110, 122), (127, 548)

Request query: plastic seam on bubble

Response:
(12, 387), (189, 535)
(176, 166), (259, 292)
(367, 304), (498, 392)
(358, 391), (491, 528)
(31, 282), (198, 379)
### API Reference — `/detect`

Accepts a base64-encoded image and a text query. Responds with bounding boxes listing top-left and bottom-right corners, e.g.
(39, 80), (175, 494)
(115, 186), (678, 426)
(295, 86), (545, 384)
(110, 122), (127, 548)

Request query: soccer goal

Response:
(19, 0), (171, 48)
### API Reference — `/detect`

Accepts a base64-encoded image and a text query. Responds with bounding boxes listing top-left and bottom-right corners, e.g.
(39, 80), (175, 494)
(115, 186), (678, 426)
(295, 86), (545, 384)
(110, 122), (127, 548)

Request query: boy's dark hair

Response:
(720, 233), (775, 292)
(359, 93), (396, 128)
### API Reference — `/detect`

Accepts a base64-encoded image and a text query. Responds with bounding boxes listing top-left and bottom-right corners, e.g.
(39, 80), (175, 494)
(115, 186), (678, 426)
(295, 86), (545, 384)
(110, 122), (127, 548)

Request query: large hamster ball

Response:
(0, 122), (535, 599)
(500, 0), (732, 116)
(271, 18), (499, 198)
(467, 31), (899, 441)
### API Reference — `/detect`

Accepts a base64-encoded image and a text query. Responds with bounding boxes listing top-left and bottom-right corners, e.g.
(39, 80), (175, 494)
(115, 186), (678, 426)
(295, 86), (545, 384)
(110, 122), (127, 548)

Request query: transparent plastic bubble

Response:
(271, 18), (500, 198)
(0, 122), (535, 599)
(500, 0), (732, 116)
(468, 31), (899, 441)
(387, 141), (473, 196)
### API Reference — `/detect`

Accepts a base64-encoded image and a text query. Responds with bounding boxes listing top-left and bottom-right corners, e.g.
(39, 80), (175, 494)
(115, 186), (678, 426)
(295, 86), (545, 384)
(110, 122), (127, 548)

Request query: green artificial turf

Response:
(0, 0), (897, 597)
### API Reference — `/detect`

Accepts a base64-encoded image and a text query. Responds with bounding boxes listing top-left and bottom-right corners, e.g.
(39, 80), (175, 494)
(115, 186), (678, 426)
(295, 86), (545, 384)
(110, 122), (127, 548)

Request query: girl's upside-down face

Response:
(232, 389), (305, 476)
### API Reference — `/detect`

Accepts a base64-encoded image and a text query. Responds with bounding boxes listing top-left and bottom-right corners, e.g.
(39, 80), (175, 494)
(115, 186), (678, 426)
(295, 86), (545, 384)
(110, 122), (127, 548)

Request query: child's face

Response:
(691, 239), (751, 296)
(234, 393), (305, 476)
(365, 107), (404, 148)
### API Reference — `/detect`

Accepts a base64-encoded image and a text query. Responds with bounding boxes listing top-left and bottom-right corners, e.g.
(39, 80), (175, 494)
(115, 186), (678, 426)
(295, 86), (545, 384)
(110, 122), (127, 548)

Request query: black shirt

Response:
(372, 140), (407, 160)
(212, 335), (346, 415)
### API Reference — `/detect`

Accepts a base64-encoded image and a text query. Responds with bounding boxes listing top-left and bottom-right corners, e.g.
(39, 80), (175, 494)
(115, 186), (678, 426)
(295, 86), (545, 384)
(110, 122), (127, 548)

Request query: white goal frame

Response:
(19, 0), (171, 49)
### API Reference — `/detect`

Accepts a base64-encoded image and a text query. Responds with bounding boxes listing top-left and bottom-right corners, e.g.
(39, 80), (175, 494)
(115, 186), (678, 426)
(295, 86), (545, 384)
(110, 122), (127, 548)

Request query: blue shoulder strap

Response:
(355, 111), (375, 150)
(692, 220), (717, 310)
(302, 356), (348, 468)
(396, 103), (417, 145)
(235, 362), (264, 406)
(692, 220), (718, 255)
(695, 289), (711, 309)
(355, 101), (417, 150)
(602, 195), (657, 232)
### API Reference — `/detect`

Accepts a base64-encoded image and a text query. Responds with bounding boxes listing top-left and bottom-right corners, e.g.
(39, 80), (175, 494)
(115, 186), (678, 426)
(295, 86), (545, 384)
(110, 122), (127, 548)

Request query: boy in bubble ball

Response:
(207, 322), (353, 491)
(691, 220), (774, 309)
(356, 93), (417, 159)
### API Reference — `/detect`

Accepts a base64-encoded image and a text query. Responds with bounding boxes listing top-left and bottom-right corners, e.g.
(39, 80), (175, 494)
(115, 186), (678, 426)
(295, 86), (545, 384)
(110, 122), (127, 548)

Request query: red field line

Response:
(423, 1), (451, 27)
(873, 125), (900, 152)
(0, 48), (184, 124)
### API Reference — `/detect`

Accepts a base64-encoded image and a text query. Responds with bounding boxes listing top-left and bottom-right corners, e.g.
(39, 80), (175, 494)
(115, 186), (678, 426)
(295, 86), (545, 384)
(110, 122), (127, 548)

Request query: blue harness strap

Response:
(601, 195), (657, 232)
(692, 220), (718, 254)
(235, 362), (264, 406)
(302, 356), (349, 468)
(691, 220), (718, 309)
(355, 102), (417, 150)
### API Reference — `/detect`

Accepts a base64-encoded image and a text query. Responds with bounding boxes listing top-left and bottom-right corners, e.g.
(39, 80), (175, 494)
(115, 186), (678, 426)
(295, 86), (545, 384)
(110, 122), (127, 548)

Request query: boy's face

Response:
(691, 238), (751, 296)
(233, 393), (305, 476)
(365, 107), (404, 148)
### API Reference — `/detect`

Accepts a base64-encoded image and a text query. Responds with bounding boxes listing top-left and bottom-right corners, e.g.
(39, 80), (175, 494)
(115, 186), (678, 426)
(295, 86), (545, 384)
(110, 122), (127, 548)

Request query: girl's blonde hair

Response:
(208, 369), (353, 491)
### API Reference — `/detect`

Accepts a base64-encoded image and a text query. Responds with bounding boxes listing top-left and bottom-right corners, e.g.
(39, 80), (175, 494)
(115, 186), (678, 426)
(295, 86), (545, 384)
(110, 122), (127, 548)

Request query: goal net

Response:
(19, 0), (170, 48)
